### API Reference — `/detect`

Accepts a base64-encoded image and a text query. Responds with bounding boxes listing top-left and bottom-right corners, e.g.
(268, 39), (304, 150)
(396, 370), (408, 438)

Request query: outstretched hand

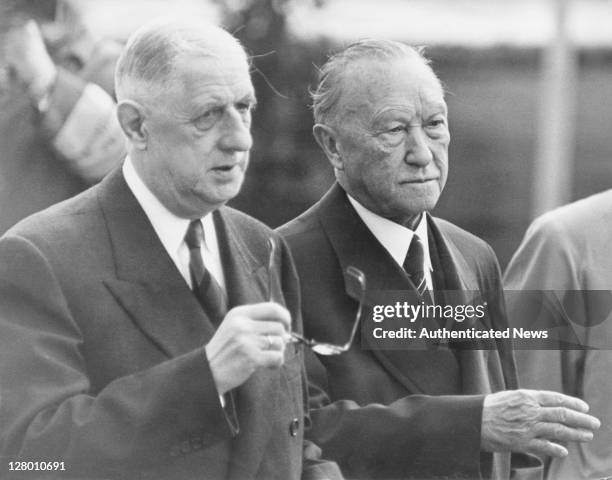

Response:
(481, 389), (600, 458)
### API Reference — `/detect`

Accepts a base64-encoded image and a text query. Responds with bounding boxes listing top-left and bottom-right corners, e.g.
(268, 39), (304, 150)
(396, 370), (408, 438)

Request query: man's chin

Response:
(406, 188), (440, 206)
(210, 181), (245, 205)
(391, 196), (440, 222)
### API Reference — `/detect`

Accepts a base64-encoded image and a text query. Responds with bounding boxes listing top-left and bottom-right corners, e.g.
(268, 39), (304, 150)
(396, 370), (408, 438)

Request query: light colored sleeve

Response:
(504, 214), (582, 392)
(52, 82), (126, 183)
(504, 213), (612, 479)
(504, 215), (581, 291)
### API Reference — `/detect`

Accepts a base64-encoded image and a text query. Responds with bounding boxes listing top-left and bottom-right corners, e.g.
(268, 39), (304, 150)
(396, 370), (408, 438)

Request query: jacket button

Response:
(289, 418), (300, 437)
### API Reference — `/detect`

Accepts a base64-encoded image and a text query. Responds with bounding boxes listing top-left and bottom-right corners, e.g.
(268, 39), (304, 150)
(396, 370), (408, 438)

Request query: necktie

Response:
(403, 234), (432, 302)
(184, 219), (227, 325)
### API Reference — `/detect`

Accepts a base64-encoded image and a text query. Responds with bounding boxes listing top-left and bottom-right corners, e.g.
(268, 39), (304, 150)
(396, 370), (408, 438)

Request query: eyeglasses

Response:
(267, 237), (366, 356)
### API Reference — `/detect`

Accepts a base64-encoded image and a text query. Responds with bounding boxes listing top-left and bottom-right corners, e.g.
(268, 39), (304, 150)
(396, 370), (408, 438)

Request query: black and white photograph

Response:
(1, 0), (611, 479)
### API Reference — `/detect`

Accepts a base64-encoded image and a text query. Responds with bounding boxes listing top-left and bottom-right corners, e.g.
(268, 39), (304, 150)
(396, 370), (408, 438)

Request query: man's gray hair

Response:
(115, 19), (247, 103)
(311, 39), (439, 125)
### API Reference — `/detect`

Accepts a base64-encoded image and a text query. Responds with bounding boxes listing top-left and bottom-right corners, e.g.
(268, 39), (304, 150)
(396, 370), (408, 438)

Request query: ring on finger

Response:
(265, 334), (274, 350)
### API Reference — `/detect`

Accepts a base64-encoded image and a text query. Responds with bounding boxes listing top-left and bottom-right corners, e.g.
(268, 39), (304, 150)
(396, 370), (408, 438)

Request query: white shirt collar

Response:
(122, 157), (224, 289)
(346, 193), (432, 274)
(123, 157), (188, 259)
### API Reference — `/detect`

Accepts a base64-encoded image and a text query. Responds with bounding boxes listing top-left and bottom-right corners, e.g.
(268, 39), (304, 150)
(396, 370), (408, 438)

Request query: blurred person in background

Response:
(279, 39), (600, 479)
(0, 0), (125, 235)
(505, 192), (612, 480)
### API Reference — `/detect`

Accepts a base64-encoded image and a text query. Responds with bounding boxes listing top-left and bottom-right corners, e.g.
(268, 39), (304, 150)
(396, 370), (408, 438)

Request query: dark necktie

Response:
(403, 234), (432, 302)
(184, 219), (227, 325)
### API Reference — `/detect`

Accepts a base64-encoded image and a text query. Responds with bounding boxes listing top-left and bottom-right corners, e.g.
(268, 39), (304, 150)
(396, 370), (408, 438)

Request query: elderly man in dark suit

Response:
(0, 19), (341, 480)
(278, 40), (599, 480)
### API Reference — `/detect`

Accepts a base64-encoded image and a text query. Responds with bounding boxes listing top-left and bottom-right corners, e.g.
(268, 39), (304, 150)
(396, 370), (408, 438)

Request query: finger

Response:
(525, 438), (568, 458)
(282, 331), (303, 345)
(533, 390), (590, 413)
(533, 422), (594, 443)
(538, 407), (601, 430)
(232, 303), (291, 330)
(246, 319), (288, 337)
(258, 333), (286, 353)
(257, 350), (285, 369)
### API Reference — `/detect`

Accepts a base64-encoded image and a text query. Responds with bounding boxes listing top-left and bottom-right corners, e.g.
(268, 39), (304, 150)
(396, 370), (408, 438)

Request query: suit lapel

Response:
(317, 185), (460, 395)
(317, 185), (413, 297)
(214, 210), (279, 480)
(429, 217), (479, 292)
(429, 217), (507, 395)
(98, 169), (214, 358)
(214, 210), (268, 309)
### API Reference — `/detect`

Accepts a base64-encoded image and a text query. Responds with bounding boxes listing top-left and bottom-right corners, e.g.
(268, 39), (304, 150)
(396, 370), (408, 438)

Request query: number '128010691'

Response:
(8, 461), (66, 471)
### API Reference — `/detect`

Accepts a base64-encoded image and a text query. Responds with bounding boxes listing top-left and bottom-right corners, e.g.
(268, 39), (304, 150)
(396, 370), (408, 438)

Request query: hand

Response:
(3, 20), (56, 98)
(481, 389), (600, 458)
(205, 302), (291, 395)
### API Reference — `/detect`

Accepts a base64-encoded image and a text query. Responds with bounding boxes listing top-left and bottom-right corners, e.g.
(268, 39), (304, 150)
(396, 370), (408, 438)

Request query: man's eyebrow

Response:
(429, 102), (448, 114)
(370, 106), (417, 123)
(238, 92), (257, 104)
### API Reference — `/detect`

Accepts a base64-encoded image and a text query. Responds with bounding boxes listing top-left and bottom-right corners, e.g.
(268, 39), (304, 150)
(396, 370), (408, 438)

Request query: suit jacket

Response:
(278, 184), (539, 480)
(0, 168), (341, 480)
(504, 189), (612, 480)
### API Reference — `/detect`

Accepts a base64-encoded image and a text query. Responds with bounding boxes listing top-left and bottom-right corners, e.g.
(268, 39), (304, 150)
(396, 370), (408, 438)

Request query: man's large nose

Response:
(404, 127), (433, 166)
(219, 109), (253, 152)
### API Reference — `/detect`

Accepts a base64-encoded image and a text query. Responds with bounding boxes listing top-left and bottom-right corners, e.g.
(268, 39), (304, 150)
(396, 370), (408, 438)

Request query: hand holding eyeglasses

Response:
(267, 237), (366, 356)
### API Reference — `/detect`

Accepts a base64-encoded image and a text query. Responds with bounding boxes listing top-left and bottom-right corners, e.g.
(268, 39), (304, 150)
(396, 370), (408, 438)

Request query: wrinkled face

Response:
(138, 51), (255, 218)
(331, 57), (450, 226)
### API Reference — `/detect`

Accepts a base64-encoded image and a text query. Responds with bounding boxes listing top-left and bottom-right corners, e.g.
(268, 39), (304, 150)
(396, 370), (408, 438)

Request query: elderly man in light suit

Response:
(279, 39), (600, 479)
(0, 19), (341, 480)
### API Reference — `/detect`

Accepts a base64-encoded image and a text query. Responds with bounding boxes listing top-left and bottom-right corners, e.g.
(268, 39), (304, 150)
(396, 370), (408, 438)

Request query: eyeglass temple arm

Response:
(288, 331), (315, 346)
(345, 266), (366, 346)
(269, 237), (313, 346)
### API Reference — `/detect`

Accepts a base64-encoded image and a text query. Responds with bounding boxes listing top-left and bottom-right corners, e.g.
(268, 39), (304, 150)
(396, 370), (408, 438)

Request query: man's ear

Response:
(117, 100), (148, 150)
(313, 123), (344, 171)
